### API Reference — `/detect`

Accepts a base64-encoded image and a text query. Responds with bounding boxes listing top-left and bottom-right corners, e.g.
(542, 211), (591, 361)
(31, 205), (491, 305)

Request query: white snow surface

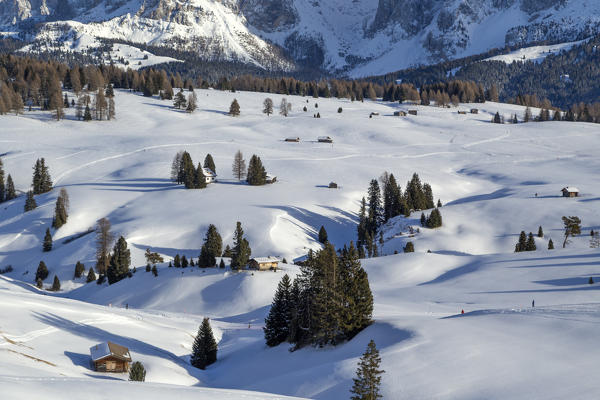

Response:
(1, 90), (600, 399)
(483, 39), (588, 64)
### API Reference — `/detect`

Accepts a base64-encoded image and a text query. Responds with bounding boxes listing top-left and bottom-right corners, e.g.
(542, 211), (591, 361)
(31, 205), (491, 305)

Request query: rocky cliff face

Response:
(2, 0), (599, 76)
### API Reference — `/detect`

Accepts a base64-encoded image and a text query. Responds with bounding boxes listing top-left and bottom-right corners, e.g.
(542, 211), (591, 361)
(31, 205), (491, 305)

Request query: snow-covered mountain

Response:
(4, 0), (600, 75)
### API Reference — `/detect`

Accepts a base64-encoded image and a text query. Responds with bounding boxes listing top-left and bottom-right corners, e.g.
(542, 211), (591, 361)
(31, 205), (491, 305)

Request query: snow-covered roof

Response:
(90, 341), (132, 362)
(202, 167), (216, 177)
(251, 257), (280, 264)
(562, 187), (579, 192)
(318, 136), (332, 140)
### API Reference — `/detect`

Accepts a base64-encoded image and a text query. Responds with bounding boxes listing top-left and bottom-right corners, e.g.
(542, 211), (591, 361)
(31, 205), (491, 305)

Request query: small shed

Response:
(408, 110), (418, 116)
(470, 108), (479, 114)
(458, 110), (467, 115)
(394, 111), (407, 116)
(266, 174), (277, 184)
(285, 137), (300, 142)
(561, 187), (579, 197)
(328, 182), (338, 189)
(248, 257), (280, 271)
(90, 341), (132, 372)
(202, 167), (217, 183)
(370, 112), (380, 117)
(318, 136), (333, 143)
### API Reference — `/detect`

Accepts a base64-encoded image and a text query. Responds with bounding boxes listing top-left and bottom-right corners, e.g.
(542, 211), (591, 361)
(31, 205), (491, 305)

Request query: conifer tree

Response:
(232, 150), (246, 181)
(174, 254), (181, 268)
(357, 197), (368, 247)
(367, 179), (382, 234)
(404, 242), (414, 253)
(525, 232), (537, 251)
(263, 98), (274, 116)
(264, 274), (293, 347)
(199, 224), (222, 267)
(515, 231), (527, 252)
(129, 362), (146, 381)
(185, 93), (196, 113)
(83, 104), (92, 121)
(43, 228), (52, 252)
(86, 267), (97, 283)
(179, 151), (196, 189)
(35, 261), (49, 281)
(222, 245), (233, 258)
(190, 317), (218, 369)
(52, 188), (69, 229)
(426, 208), (443, 228)
(589, 277), (594, 284)
(420, 213), (426, 227)
(350, 340), (385, 400)
(5, 175), (16, 200)
(219, 258), (225, 268)
(195, 163), (207, 189)
(173, 89), (187, 109)
(181, 255), (189, 268)
(318, 225), (328, 244)
(74, 261), (85, 278)
(562, 216), (581, 248)
(538, 226), (544, 238)
(548, 238), (554, 250)
(339, 242), (373, 337)
(95, 218), (113, 275)
(24, 190), (37, 212)
(203, 154), (216, 174)
(171, 151), (184, 183)
(36, 278), (43, 289)
(107, 236), (131, 284)
(246, 155), (267, 186)
(152, 264), (158, 277)
(231, 222), (251, 269)
(493, 111), (502, 124)
(229, 99), (240, 116)
(422, 183), (435, 209)
(198, 245), (214, 268)
(52, 275), (61, 291)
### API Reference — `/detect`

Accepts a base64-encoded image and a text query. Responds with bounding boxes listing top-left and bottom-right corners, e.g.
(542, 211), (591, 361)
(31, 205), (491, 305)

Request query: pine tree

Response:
(152, 264), (158, 277)
(562, 216), (581, 248)
(589, 277), (594, 284)
(39, 159), (53, 194)
(83, 104), (92, 121)
(86, 267), (97, 283)
(367, 179), (382, 235)
(422, 183), (435, 209)
(404, 242), (414, 253)
(195, 163), (207, 189)
(203, 154), (216, 174)
(246, 155), (267, 185)
(232, 150), (246, 181)
(36, 278), (43, 289)
(174, 254), (181, 268)
(548, 238), (554, 250)
(24, 190), (37, 212)
(350, 340), (385, 400)
(51, 275), (61, 291)
(525, 232), (537, 251)
(264, 274), (293, 347)
(186, 93), (196, 113)
(43, 228), (52, 252)
(229, 99), (240, 116)
(357, 197), (368, 247)
(318, 225), (328, 244)
(515, 231), (527, 252)
(52, 188), (69, 229)
(263, 98), (274, 116)
(179, 151), (196, 189)
(35, 261), (49, 281)
(426, 208), (443, 228)
(339, 242), (373, 338)
(222, 245), (233, 258)
(5, 175), (16, 200)
(190, 317), (218, 369)
(219, 258), (225, 268)
(129, 361), (146, 381)
(74, 261), (85, 278)
(173, 89), (187, 109)
(420, 213), (426, 227)
(524, 107), (532, 123)
(538, 226), (544, 238)
(231, 222), (251, 269)
(493, 111), (502, 124)
(107, 236), (131, 284)
(199, 224), (222, 267)
(181, 255), (189, 268)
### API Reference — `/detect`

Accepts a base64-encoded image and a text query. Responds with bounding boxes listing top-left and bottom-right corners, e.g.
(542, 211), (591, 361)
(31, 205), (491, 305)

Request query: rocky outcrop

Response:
(239, 0), (297, 32)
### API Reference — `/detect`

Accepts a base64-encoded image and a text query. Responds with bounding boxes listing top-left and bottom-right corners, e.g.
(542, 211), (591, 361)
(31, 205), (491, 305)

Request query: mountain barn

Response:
(394, 111), (407, 116)
(318, 136), (333, 143)
(408, 110), (418, 115)
(248, 257), (280, 271)
(90, 341), (132, 372)
(561, 187), (579, 197)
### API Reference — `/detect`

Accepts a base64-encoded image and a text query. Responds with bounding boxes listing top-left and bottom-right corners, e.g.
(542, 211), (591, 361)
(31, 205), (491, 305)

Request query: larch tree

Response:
(52, 188), (69, 229)
(263, 98), (274, 116)
(229, 99), (240, 116)
(232, 150), (246, 181)
(562, 216), (582, 248)
(95, 217), (114, 275)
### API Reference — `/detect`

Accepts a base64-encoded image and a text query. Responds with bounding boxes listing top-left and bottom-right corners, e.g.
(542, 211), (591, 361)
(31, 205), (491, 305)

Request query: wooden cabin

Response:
(90, 341), (132, 373)
(470, 108), (479, 114)
(561, 187), (579, 197)
(369, 112), (380, 117)
(328, 182), (338, 189)
(458, 110), (467, 115)
(408, 110), (418, 116)
(394, 111), (407, 116)
(248, 257), (280, 271)
(318, 136), (333, 143)
(266, 174), (277, 184)
(285, 137), (300, 142)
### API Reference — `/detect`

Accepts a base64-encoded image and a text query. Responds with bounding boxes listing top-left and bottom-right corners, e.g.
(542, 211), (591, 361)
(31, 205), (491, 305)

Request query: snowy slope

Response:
(1, 90), (600, 398)
(483, 38), (588, 64)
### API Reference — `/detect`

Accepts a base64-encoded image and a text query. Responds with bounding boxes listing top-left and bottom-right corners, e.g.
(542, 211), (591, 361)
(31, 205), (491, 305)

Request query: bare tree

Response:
(95, 218), (114, 274)
(170, 151), (184, 183)
(232, 150), (246, 181)
(279, 98), (289, 117)
(263, 98), (273, 116)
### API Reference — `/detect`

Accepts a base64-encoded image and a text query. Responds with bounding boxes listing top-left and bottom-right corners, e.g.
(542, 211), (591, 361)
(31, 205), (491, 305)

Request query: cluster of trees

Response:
(170, 151), (215, 189)
(264, 242), (373, 349)
(357, 172), (438, 257)
(514, 231), (537, 252)
(420, 208), (442, 229)
(173, 88), (197, 113)
(34, 260), (60, 291)
(74, 86), (116, 121)
(262, 97), (293, 117)
(24, 157), (53, 211)
(0, 158), (17, 203)
(419, 80), (490, 106)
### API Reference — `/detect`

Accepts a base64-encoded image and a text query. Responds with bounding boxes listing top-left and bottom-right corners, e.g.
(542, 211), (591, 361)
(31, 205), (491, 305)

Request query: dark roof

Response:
(90, 341), (132, 362)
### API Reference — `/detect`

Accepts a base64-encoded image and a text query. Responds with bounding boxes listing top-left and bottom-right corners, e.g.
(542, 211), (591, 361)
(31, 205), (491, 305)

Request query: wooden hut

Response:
(328, 182), (338, 189)
(408, 110), (418, 116)
(248, 257), (280, 271)
(266, 174), (277, 184)
(318, 136), (333, 143)
(285, 137), (300, 142)
(90, 341), (132, 372)
(202, 167), (217, 183)
(561, 187), (579, 197)
(470, 108), (479, 114)
(458, 110), (467, 115)
(394, 111), (407, 116)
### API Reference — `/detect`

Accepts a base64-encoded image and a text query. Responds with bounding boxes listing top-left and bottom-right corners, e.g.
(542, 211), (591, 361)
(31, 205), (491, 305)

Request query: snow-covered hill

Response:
(1, 89), (600, 398)
(4, 0), (600, 76)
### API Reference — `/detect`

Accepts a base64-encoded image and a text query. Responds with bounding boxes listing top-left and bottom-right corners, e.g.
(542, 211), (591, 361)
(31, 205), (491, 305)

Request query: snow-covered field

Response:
(483, 39), (588, 64)
(1, 89), (600, 399)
